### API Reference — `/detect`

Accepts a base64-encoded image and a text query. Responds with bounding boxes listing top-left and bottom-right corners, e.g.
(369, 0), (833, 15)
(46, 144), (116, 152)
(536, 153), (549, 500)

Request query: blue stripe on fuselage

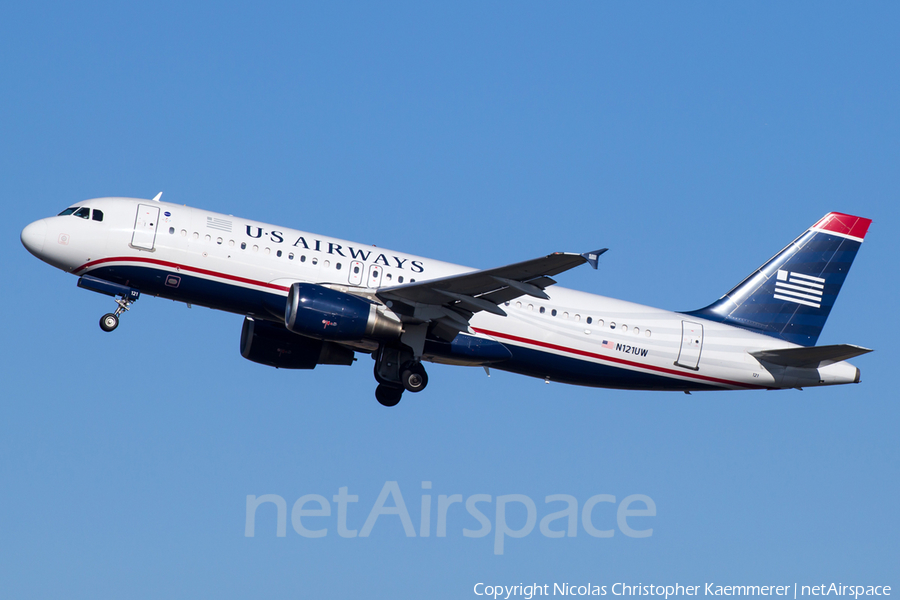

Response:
(83, 264), (287, 319)
(84, 263), (719, 391)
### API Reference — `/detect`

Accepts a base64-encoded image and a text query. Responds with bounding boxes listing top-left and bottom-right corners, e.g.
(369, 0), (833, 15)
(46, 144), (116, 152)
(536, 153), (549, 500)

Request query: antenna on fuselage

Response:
(151, 192), (163, 202)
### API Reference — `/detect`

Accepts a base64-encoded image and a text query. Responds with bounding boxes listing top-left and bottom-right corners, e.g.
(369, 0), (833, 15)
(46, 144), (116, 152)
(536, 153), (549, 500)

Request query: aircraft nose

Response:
(21, 219), (47, 257)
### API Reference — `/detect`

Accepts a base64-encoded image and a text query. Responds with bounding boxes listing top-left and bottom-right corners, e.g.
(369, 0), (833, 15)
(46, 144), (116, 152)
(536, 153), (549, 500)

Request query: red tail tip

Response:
(812, 212), (872, 241)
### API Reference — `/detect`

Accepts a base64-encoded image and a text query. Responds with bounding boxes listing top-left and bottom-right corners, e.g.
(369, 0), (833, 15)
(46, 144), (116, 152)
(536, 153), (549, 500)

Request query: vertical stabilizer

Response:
(687, 212), (871, 346)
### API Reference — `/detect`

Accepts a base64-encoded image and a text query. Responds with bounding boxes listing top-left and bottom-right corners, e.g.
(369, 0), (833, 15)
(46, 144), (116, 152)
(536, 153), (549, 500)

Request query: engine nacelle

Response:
(284, 282), (402, 341)
(240, 317), (355, 369)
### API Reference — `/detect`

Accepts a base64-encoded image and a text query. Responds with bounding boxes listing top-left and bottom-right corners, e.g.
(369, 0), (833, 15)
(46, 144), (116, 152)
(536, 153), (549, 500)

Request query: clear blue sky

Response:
(2, 2), (897, 598)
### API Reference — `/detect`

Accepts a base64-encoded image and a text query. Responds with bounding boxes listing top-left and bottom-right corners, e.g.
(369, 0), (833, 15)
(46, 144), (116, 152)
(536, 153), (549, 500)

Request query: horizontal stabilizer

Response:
(750, 344), (872, 368)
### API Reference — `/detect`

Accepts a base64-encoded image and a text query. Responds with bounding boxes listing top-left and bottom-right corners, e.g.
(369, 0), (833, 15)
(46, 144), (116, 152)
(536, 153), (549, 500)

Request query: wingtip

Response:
(581, 248), (608, 269)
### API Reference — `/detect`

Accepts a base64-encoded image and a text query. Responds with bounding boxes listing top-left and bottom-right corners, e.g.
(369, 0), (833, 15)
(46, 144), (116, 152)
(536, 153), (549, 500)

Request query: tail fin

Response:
(687, 212), (871, 347)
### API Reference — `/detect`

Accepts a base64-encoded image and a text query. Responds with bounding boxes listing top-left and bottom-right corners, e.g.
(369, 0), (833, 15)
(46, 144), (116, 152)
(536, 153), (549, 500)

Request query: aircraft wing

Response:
(376, 249), (606, 339)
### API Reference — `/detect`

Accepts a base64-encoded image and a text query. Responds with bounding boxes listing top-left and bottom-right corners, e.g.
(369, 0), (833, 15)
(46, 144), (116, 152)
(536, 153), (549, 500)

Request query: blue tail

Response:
(687, 213), (871, 347)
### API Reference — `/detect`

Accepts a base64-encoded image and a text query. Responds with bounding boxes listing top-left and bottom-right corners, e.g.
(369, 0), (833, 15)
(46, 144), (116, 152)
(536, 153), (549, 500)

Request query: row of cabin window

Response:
(170, 227), (416, 284)
(58, 207), (104, 221)
(506, 300), (652, 338)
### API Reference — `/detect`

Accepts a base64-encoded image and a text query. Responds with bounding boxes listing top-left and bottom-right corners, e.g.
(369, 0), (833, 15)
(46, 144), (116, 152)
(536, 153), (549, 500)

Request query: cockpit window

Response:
(92, 209), (103, 222)
(58, 207), (79, 216)
(74, 207), (91, 219)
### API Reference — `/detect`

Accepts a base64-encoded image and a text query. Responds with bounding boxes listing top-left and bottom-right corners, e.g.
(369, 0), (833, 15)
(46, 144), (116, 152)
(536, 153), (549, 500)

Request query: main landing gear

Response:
(373, 344), (429, 407)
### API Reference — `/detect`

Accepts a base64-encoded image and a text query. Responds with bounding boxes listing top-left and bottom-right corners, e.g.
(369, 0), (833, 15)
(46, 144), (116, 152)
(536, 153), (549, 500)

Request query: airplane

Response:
(21, 196), (872, 406)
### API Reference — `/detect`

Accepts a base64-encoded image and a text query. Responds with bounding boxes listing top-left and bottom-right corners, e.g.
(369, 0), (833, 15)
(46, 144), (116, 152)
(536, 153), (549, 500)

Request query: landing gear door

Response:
(131, 204), (161, 251)
(676, 320), (704, 370)
(367, 264), (383, 288)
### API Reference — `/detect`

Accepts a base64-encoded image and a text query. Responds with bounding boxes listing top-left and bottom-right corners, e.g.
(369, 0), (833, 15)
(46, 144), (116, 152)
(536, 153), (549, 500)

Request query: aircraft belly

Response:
(469, 311), (765, 391)
(83, 264), (286, 319)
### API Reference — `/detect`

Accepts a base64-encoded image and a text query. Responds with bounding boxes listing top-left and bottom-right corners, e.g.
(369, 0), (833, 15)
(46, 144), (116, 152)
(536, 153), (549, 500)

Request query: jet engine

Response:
(284, 282), (402, 341)
(240, 317), (355, 369)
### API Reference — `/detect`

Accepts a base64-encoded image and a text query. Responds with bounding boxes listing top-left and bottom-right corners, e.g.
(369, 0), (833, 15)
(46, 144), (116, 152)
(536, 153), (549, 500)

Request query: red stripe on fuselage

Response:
(74, 256), (291, 292)
(473, 327), (766, 390)
(77, 257), (765, 389)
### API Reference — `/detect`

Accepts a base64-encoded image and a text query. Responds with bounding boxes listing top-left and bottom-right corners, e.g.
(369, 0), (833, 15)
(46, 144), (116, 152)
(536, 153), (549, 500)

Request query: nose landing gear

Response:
(77, 275), (141, 333)
(99, 294), (137, 332)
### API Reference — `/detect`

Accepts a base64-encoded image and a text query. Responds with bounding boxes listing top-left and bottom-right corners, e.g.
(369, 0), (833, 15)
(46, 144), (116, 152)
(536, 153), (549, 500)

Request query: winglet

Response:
(151, 192), (163, 202)
(581, 248), (608, 270)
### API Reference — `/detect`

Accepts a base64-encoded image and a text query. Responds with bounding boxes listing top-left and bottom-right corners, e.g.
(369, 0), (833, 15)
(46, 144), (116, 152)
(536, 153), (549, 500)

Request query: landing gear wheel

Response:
(375, 384), (404, 407)
(400, 362), (428, 393)
(100, 313), (119, 332)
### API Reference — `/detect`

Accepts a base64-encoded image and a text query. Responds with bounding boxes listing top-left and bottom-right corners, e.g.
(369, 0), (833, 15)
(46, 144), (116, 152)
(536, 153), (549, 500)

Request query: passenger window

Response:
(92, 210), (104, 222)
(74, 207), (91, 219)
(539, 306), (545, 314)
(58, 207), (78, 216)
(551, 309), (557, 317)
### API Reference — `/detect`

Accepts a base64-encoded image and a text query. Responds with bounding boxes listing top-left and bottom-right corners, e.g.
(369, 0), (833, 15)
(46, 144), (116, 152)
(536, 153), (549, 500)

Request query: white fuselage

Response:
(22, 197), (862, 392)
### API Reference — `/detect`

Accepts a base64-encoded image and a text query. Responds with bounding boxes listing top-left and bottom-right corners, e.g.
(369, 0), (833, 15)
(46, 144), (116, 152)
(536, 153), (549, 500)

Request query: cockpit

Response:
(58, 206), (103, 221)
